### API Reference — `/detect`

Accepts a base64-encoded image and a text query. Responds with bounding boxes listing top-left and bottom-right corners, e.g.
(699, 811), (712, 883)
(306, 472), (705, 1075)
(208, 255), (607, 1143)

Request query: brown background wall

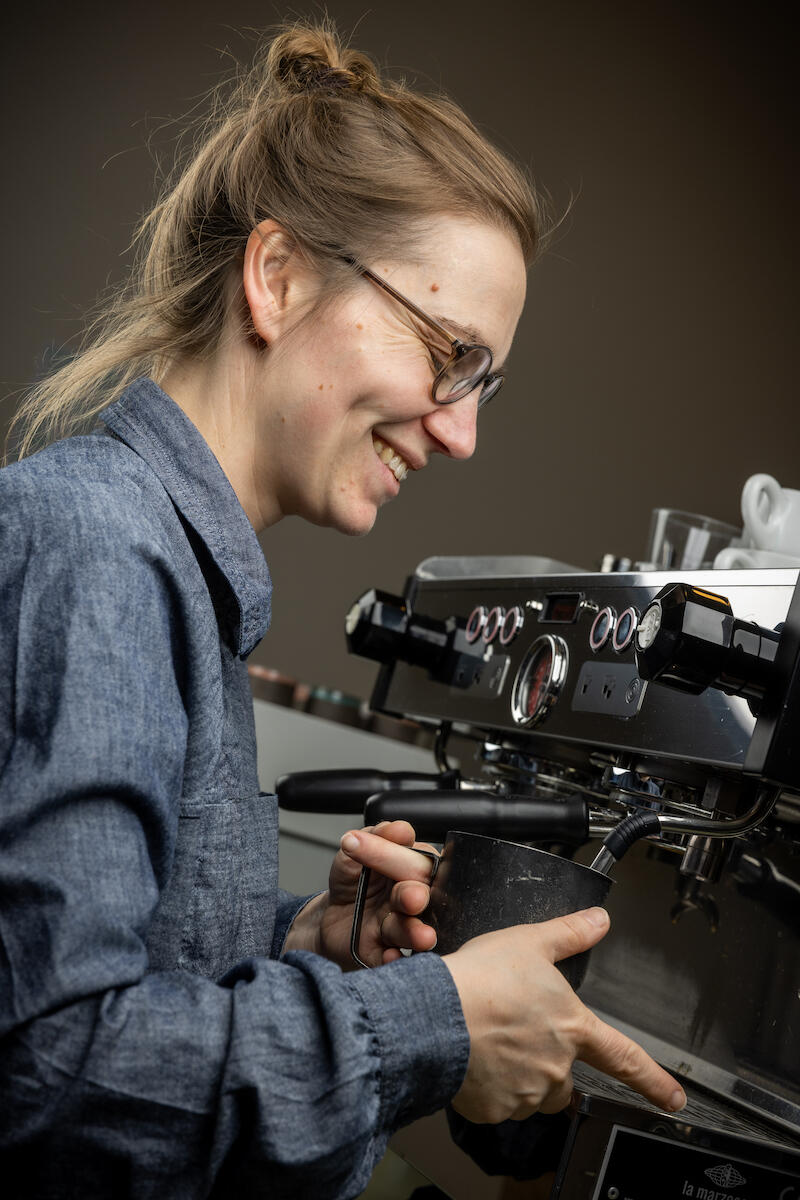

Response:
(3, 1), (797, 700)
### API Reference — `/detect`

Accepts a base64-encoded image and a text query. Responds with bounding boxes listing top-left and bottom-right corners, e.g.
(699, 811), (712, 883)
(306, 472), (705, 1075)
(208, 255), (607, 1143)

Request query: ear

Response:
(242, 219), (315, 346)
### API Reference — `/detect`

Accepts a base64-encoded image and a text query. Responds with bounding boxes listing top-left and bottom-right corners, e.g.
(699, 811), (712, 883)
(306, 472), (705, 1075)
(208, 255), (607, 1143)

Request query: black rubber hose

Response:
(600, 810), (662, 863)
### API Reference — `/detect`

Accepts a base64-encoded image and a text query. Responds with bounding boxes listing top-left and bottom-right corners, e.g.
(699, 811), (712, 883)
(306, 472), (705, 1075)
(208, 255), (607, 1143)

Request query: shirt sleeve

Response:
(0, 470), (470, 1200)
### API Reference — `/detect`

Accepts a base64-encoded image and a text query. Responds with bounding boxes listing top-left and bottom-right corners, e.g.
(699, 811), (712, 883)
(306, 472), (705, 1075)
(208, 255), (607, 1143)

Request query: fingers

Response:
(578, 1010), (686, 1113)
(537, 908), (612, 963)
(379, 911), (437, 953)
(339, 824), (439, 887)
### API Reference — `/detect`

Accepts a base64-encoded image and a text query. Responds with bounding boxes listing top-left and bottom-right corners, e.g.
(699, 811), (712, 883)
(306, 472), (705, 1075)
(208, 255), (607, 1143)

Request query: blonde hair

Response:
(8, 19), (546, 460)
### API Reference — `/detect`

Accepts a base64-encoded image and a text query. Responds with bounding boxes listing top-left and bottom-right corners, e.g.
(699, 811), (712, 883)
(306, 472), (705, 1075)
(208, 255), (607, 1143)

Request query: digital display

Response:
(542, 592), (582, 623)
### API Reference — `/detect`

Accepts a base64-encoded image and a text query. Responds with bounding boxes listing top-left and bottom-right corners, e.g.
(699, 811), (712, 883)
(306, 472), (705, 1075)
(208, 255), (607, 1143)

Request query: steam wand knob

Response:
(634, 582), (780, 703)
(344, 588), (489, 688)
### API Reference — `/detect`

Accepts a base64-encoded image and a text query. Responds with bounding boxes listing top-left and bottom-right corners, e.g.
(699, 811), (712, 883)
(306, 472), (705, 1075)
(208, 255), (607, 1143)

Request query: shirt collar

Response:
(101, 377), (272, 658)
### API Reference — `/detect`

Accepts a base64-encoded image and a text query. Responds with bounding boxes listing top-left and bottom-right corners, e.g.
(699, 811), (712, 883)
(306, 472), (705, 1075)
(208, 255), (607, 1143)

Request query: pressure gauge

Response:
(511, 635), (569, 727)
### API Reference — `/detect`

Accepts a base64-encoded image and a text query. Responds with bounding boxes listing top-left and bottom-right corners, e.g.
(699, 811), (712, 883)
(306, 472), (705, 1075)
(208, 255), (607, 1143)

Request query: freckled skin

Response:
(256, 219), (526, 536)
(192, 215), (528, 536)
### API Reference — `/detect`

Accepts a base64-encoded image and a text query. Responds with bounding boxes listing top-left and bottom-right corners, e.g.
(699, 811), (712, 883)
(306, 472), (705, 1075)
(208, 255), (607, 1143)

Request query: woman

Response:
(0, 21), (684, 1198)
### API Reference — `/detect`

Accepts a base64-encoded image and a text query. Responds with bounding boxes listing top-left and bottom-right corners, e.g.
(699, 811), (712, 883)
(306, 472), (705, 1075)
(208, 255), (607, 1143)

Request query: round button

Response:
(589, 606), (616, 652)
(612, 606), (639, 653)
(499, 604), (524, 645)
(482, 605), (505, 643)
(465, 605), (488, 644)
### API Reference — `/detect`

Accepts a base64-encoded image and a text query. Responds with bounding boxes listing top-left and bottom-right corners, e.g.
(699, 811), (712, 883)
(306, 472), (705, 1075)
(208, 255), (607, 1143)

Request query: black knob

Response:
(634, 582), (780, 701)
(345, 589), (489, 687)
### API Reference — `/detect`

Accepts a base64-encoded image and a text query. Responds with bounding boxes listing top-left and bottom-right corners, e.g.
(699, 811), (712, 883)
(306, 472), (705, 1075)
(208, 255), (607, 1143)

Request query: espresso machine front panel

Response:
(370, 570), (799, 786)
(340, 562), (800, 1187)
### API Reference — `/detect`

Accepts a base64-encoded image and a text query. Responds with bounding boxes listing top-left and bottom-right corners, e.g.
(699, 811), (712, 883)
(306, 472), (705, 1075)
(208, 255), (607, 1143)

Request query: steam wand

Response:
(589, 787), (779, 876)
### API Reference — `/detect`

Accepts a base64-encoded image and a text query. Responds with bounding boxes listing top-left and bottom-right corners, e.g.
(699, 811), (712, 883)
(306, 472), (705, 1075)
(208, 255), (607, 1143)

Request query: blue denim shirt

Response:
(0, 378), (469, 1199)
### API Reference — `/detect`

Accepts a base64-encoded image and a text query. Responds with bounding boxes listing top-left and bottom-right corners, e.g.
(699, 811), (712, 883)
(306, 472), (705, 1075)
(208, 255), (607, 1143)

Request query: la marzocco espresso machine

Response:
(279, 557), (800, 1198)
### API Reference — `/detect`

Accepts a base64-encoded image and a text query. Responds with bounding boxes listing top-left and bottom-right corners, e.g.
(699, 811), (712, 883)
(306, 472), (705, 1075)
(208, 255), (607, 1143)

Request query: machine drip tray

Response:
(554, 1062), (800, 1200)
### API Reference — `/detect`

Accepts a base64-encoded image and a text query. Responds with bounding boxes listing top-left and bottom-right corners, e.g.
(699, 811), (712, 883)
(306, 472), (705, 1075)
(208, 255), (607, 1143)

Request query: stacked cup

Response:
(714, 474), (800, 568)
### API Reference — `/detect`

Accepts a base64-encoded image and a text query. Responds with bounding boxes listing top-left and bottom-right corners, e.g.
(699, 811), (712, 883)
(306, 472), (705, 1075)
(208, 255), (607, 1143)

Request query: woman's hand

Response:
(282, 821), (439, 971)
(443, 910), (687, 1121)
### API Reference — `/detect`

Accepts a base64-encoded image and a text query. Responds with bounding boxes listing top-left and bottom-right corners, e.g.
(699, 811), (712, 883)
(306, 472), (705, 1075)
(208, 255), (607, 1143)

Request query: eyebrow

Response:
(432, 314), (500, 365)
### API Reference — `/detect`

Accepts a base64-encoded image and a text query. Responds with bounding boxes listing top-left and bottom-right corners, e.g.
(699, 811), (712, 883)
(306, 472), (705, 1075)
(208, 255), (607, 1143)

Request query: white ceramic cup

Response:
(713, 545), (800, 569)
(741, 473), (800, 555)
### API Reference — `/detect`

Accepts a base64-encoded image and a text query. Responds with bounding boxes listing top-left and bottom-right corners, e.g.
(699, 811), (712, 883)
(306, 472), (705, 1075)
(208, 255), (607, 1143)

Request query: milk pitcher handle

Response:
(350, 849), (440, 969)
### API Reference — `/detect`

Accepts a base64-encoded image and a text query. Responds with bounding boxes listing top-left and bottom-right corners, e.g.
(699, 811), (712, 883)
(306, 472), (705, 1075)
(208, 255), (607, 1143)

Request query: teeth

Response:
(373, 436), (410, 483)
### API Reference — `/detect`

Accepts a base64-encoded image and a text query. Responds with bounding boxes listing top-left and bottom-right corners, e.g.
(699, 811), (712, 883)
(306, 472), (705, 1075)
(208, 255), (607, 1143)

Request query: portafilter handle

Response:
(276, 768), (460, 814)
(364, 790), (590, 844)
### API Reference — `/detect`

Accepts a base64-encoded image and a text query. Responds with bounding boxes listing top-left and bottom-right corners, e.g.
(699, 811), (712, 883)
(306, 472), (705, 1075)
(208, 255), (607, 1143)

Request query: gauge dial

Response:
(511, 635), (569, 727)
(636, 601), (662, 651)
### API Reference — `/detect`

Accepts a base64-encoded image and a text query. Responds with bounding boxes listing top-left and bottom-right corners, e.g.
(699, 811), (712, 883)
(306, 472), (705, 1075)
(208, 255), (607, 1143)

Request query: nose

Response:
(422, 395), (479, 460)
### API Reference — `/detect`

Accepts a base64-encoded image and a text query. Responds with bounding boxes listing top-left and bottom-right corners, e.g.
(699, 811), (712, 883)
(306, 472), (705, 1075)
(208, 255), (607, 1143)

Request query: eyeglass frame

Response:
(340, 256), (504, 409)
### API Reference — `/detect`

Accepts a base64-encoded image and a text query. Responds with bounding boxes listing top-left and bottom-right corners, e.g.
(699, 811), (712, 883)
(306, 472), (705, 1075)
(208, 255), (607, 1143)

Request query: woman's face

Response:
(252, 215), (527, 536)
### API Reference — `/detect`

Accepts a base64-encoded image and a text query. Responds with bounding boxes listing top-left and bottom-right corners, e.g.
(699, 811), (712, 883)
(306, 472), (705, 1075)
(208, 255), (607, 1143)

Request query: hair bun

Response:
(269, 25), (381, 97)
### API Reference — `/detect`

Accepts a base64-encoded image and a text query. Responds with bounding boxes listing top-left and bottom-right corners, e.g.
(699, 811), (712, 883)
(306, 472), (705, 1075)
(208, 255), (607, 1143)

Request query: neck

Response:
(160, 349), (281, 533)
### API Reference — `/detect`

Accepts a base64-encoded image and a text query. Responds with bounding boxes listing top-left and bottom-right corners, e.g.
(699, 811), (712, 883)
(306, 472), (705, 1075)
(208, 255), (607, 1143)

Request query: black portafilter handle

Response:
(363, 790), (590, 844)
(634, 581), (781, 702)
(276, 769), (460, 814)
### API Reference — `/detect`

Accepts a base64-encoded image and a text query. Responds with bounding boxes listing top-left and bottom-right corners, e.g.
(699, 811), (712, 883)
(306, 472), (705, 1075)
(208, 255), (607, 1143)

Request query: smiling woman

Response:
(7, 20), (541, 468)
(0, 17), (683, 1200)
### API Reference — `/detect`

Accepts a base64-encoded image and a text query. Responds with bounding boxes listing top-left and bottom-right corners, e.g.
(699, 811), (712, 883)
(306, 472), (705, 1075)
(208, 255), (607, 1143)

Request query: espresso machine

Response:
(278, 557), (800, 1198)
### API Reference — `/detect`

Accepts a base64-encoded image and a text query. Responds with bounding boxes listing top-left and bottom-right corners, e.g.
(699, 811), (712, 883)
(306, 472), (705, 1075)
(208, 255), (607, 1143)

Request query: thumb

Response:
(539, 907), (611, 964)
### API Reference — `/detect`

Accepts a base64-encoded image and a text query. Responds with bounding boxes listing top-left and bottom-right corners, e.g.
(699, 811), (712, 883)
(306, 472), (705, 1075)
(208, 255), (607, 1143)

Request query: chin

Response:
(334, 510), (379, 538)
(310, 501), (380, 538)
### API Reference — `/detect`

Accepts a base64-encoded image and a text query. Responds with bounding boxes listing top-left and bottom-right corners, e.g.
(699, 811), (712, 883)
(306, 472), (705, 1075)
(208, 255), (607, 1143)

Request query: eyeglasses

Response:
(342, 257), (504, 409)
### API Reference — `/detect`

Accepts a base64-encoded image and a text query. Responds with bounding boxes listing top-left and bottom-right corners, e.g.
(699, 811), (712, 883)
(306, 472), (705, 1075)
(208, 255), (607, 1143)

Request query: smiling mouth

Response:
(373, 436), (410, 482)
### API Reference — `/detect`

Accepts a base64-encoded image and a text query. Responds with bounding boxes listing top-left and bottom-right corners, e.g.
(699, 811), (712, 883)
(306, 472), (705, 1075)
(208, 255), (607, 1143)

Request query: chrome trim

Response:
(511, 634), (569, 727)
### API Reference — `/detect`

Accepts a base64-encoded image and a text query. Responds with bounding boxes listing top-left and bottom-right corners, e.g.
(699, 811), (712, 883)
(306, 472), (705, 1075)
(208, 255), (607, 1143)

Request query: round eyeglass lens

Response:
(435, 345), (493, 404)
(477, 374), (503, 408)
